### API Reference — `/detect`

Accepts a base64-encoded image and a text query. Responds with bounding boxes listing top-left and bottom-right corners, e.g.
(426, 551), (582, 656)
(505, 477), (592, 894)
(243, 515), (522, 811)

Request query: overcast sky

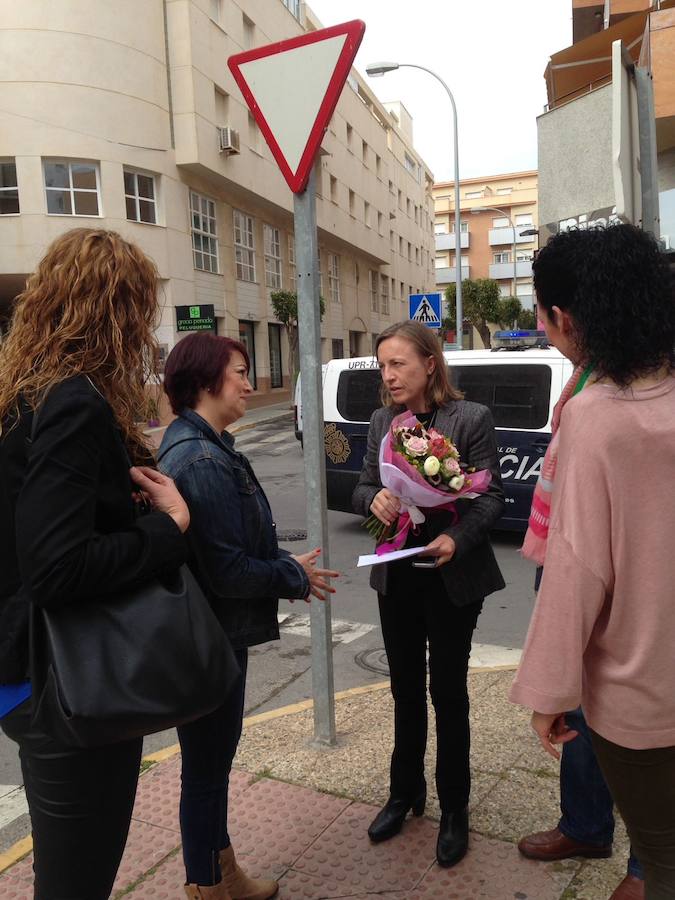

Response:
(307, 0), (573, 182)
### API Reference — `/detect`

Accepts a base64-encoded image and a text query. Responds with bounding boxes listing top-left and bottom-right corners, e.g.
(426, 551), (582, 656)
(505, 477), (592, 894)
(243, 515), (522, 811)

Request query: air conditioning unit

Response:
(218, 126), (240, 154)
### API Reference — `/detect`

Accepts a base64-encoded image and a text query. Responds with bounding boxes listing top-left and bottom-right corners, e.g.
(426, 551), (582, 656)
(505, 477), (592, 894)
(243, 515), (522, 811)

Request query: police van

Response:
(298, 332), (573, 530)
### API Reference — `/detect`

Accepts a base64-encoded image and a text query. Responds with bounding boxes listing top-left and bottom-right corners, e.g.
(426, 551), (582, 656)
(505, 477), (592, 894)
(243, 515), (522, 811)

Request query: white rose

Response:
(423, 455), (440, 476)
(449, 474), (465, 491)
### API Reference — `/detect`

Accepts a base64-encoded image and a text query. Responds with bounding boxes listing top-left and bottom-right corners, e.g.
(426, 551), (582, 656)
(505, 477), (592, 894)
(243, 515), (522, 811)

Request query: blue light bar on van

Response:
(493, 330), (548, 350)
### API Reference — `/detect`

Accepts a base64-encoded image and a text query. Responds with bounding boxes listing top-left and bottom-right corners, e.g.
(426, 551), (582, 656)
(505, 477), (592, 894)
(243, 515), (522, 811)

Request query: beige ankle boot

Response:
(184, 882), (233, 899)
(219, 845), (278, 900)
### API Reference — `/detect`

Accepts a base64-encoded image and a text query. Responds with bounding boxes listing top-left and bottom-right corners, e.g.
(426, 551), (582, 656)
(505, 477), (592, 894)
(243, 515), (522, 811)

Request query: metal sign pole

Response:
(294, 167), (336, 747)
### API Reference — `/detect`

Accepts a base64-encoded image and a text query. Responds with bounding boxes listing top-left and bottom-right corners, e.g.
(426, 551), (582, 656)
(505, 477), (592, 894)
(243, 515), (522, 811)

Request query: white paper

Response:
(357, 545), (430, 568)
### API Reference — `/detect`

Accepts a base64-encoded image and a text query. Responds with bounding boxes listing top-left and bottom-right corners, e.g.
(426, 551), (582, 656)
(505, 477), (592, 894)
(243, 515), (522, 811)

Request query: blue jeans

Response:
(561, 707), (643, 880)
(177, 647), (249, 886)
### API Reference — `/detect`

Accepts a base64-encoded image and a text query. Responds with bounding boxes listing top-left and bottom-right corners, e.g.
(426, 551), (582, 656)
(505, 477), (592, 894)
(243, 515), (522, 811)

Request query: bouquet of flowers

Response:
(364, 411), (492, 554)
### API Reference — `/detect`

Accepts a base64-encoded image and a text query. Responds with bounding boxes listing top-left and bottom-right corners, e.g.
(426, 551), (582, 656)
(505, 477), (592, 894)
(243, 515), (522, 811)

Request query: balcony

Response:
(435, 265), (471, 285)
(489, 260), (533, 279)
(435, 232), (470, 251)
(488, 227), (535, 246)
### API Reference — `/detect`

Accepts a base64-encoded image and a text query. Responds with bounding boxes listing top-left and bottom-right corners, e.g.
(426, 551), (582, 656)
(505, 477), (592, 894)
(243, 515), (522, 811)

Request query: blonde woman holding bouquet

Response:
(352, 321), (505, 867)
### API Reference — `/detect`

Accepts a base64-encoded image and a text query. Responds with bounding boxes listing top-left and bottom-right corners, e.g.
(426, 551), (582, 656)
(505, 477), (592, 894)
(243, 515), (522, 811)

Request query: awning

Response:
(544, 7), (661, 109)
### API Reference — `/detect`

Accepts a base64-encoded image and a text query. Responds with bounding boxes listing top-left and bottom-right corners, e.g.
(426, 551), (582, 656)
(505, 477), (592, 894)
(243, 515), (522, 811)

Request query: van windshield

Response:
(336, 364), (552, 429)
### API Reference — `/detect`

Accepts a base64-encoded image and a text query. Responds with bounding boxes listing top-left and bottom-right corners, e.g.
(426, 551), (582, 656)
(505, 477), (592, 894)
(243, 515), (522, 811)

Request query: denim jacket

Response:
(158, 409), (309, 648)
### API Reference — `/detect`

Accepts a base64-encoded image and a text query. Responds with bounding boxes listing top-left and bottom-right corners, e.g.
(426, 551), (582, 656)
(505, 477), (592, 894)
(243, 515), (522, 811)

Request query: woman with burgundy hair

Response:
(159, 332), (337, 900)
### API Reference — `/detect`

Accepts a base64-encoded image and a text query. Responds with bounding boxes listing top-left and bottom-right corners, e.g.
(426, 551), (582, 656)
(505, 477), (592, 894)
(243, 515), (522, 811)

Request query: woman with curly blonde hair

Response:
(0, 228), (190, 900)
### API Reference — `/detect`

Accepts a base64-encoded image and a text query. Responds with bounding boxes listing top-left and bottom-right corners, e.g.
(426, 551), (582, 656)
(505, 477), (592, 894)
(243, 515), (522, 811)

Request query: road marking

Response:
(0, 785), (28, 829)
(278, 612), (375, 644)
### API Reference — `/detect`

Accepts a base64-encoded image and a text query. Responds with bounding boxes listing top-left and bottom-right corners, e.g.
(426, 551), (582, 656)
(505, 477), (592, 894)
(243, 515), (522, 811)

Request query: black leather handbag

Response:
(29, 562), (239, 747)
(28, 397), (239, 748)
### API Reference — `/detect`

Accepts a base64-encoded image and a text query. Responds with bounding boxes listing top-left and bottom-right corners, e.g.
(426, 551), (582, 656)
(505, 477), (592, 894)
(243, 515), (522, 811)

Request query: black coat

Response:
(0, 375), (187, 683)
(352, 400), (506, 606)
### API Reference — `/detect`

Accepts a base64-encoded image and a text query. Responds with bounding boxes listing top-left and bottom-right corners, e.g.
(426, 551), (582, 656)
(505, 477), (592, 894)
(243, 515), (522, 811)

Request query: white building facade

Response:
(0, 0), (435, 405)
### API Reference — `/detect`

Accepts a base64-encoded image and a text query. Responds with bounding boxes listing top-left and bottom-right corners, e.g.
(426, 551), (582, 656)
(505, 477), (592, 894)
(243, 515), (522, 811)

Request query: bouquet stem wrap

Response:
(374, 411), (492, 556)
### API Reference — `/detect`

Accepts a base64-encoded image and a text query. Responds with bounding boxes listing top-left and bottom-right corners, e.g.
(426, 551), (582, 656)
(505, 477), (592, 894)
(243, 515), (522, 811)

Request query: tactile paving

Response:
(275, 868), (408, 899)
(293, 801), (437, 894)
(111, 819), (181, 895)
(227, 777), (350, 870)
(410, 832), (565, 899)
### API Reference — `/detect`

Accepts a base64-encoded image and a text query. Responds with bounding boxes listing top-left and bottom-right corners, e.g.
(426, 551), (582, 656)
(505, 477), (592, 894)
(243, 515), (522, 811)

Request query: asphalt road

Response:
(0, 413), (537, 849)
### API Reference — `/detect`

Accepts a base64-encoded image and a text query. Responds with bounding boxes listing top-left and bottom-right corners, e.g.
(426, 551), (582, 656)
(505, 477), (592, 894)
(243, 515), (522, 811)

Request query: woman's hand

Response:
(291, 547), (340, 603)
(531, 711), (579, 760)
(370, 489), (401, 527)
(418, 533), (456, 567)
(130, 466), (190, 534)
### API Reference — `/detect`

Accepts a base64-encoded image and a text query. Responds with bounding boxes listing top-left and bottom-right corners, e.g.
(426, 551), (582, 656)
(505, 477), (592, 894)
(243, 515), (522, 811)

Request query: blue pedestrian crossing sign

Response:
(409, 292), (442, 329)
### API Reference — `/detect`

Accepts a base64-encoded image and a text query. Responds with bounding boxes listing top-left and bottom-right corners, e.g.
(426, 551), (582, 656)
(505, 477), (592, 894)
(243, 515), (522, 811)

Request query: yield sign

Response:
(228, 20), (365, 193)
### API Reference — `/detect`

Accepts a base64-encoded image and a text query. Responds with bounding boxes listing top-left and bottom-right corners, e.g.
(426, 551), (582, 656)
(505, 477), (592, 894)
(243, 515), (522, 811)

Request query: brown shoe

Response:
(517, 826), (612, 861)
(219, 845), (279, 900)
(184, 883), (232, 899)
(609, 874), (645, 900)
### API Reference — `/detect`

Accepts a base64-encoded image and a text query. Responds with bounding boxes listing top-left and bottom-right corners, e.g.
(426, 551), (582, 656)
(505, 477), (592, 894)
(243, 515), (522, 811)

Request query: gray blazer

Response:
(352, 400), (506, 606)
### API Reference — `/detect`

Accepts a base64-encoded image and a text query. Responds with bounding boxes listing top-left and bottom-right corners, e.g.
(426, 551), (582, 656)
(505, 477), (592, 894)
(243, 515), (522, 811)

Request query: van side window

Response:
(337, 370), (382, 422)
(450, 365), (551, 429)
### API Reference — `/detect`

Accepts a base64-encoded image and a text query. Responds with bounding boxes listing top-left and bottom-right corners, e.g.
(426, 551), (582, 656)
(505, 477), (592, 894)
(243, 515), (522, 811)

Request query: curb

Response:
(0, 666), (518, 875)
(228, 410), (293, 436)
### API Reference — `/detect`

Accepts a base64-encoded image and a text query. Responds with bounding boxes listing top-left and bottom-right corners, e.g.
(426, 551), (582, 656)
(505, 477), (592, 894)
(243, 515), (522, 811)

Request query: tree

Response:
(495, 296), (522, 330)
(270, 290), (326, 389)
(444, 278), (501, 349)
(517, 309), (538, 330)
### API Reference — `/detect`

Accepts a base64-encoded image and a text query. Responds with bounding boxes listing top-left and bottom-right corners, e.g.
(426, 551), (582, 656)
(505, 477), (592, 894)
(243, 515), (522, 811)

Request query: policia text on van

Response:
(296, 332), (573, 531)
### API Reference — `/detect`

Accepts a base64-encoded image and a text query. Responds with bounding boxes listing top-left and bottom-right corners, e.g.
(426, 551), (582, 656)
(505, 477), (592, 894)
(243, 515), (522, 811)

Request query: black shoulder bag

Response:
(28, 398), (239, 747)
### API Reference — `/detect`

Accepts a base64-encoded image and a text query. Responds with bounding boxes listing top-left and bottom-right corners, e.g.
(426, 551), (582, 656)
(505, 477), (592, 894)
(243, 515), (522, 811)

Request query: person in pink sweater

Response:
(509, 224), (675, 900)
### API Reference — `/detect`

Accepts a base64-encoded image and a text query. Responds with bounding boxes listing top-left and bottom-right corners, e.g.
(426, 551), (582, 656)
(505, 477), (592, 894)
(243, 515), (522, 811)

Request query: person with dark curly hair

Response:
(510, 224), (675, 900)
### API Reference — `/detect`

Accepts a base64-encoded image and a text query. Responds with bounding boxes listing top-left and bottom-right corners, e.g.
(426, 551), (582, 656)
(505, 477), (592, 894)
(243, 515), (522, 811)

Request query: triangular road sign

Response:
(228, 20), (365, 194)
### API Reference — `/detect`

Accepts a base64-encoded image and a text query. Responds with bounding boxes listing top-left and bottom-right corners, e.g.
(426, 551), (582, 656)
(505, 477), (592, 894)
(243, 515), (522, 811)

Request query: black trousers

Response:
(591, 729), (675, 900)
(378, 562), (482, 813)
(1, 701), (142, 900)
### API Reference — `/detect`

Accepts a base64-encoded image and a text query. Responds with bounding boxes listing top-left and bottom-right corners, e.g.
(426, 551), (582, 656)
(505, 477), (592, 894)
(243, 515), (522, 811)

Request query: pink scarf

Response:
(521, 366), (584, 565)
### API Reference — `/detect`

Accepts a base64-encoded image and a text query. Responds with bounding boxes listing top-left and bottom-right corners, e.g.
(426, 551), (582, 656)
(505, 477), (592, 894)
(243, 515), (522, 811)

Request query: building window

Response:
(124, 170), (157, 224)
(388, 179), (395, 194)
(404, 153), (418, 179)
(375, 154), (382, 177)
(415, 247), (420, 264)
(496, 186), (513, 195)
(210, 0), (222, 22)
(435, 254), (447, 269)
(328, 253), (340, 303)
(398, 188), (403, 210)
(407, 241), (412, 261)
(346, 123), (353, 148)
(369, 270), (378, 313)
(330, 175), (337, 203)
(190, 191), (218, 272)
(362, 140), (368, 165)
(493, 251), (511, 264)
(516, 213), (534, 226)
(44, 160), (100, 216)
(451, 221), (469, 233)
(349, 189), (355, 216)
(364, 201), (370, 227)
(243, 14), (254, 49)
(378, 211), (384, 234)
(268, 324), (283, 388)
(465, 190), (482, 199)
(380, 275), (390, 316)
(238, 320), (257, 389)
(234, 209), (256, 281)
(390, 278), (396, 301)
(332, 338), (344, 358)
(0, 160), (19, 215)
(516, 250), (533, 261)
(399, 236), (404, 255)
(288, 234), (296, 287)
(263, 224), (282, 289)
(492, 216), (510, 228)
(282, 0), (301, 19)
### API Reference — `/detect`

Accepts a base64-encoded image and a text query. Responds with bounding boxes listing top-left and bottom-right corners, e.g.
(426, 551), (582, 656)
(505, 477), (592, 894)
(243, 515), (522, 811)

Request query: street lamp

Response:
(471, 205), (518, 299)
(366, 61), (463, 349)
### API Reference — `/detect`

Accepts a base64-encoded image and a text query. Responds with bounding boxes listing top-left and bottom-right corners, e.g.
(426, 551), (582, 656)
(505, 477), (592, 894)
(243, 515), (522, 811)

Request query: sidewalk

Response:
(0, 669), (629, 899)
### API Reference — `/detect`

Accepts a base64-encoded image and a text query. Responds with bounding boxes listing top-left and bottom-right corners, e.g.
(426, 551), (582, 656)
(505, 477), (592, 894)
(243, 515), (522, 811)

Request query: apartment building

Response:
(539, 0), (675, 247)
(432, 171), (538, 319)
(0, 0), (435, 407)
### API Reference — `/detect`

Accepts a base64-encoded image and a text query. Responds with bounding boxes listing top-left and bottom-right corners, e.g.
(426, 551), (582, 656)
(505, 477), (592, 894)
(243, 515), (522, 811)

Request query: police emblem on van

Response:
(324, 423), (351, 464)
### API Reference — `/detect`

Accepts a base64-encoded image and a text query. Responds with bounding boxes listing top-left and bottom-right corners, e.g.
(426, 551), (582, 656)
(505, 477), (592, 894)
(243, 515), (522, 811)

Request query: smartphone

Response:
(412, 558), (437, 569)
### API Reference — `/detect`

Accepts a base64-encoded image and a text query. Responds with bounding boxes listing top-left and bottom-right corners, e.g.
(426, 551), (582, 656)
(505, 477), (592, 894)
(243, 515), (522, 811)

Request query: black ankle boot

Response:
(367, 789), (426, 843)
(436, 807), (469, 867)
